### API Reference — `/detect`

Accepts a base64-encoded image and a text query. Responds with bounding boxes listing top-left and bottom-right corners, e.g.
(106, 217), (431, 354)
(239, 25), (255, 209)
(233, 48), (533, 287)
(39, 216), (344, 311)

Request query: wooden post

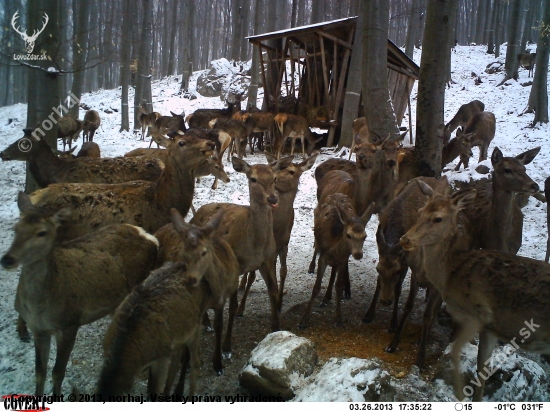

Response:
(318, 33), (330, 108)
(257, 43), (270, 111)
(407, 78), (413, 144)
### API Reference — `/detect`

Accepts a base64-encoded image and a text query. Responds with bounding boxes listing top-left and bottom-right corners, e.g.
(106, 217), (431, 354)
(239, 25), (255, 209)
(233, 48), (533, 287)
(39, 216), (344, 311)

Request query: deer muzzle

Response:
(267, 195), (279, 209)
(0, 254), (18, 270)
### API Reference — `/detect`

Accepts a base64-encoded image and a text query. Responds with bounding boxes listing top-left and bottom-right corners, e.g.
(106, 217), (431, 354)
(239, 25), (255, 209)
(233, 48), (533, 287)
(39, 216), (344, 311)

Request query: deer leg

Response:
(335, 264), (345, 326)
(308, 244), (318, 274)
(148, 357), (170, 398)
(52, 326), (79, 395)
(33, 330), (51, 395)
(343, 261), (351, 299)
(362, 276), (381, 324)
(248, 134), (254, 155)
(277, 247), (288, 312)
(17, 315), (30, 342)
(174, 346), (190, 396)
(259, 260), (280, 331)
(290, 136), (296, 156)
(473, 330), (497, 402)
(321, 266), (337, 307)
(211, 178), (218, 190)
(236, 271), (255, 317)
(389, 265), (409, 332)
(301, 135), (305, 158)
(451, 319), (483, 401)
(299, 255), (328, 329)
(164, 348), (183, 394)
(238, 273), (248, 290)
(187, 329), (201, 396)
(148, 136), (154, 149)
(479, 143), (489, 162)
(212, 307), (224, 375)
(415, 287), (443, 368)
(385, 275), (420, 353)
(222, 291), (238, 357)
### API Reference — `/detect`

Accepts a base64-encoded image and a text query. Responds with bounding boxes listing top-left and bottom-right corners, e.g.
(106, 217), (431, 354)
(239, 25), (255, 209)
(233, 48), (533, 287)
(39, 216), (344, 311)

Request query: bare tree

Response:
(415, 0), (458, 177)
(500, 0), (525, 83)
(528, 0), (550, 124)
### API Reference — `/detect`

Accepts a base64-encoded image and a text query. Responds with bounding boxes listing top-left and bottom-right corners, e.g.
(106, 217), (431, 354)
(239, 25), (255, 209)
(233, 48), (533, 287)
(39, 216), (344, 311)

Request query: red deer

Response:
(400, 183), (550, 401)
(1, 192), (158, 395)
(347, 117), (384, 159)
(56, 141), (101, 159)
(150, 111), (187, 148)
(463, 146), (540, 254)
(299, 193), (374, 328)
(82, 110), (101, 143)
(0, 130), (163, 189)
(241, 112), (275, 154)
(518, 52), (537, 77)
(273, 113), (316, 159)
(26, 134), (215, 242)
(455, 112), (496, 168)
(208, 118), (248, 160)
(186, 96), (243, 129)
(57, 115), (82, 151)
(138, 106), (161, 141)
(236, 153), (319, 316)
(152, 209), (239, 380)
(443, 100), (485, 144)
(190, 156), (295, 332)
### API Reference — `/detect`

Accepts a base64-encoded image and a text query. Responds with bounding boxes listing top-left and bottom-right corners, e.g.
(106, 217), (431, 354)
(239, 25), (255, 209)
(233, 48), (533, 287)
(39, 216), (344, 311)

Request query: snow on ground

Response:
(0, 45), (549, 399)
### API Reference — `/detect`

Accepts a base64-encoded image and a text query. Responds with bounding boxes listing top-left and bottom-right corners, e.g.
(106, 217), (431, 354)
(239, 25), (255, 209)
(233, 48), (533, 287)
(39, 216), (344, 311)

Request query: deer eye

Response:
(178, 140), (186, 147)
(504, 168), (512, 173)
(201, 250), (207, 257)
(434, 217), (442, 223)
(37, 231), (47, 237)
(250, 177), (257, 183)
(346, 234), (351, 239)
(289, 170), (295, 175)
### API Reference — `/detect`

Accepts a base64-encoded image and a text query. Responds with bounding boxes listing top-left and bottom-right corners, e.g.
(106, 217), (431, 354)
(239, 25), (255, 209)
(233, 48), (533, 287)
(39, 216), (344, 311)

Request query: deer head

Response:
(12, 11), (49, 54)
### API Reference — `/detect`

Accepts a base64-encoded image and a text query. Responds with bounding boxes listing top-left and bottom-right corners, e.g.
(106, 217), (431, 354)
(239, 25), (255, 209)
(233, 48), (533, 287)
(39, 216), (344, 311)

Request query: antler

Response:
(11, 10), (27, 39)
(28, 13), (49, 41)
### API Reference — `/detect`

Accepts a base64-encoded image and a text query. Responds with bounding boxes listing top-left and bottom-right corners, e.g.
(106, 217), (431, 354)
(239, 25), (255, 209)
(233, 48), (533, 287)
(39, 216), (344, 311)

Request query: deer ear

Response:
(299, 152), (318, 171)
(201, 209), (224, 238)
(491, 147), (503, 166)
(264, 152), (277, 165)
(515, 146), (540, 165)
(17, 192), (35, 214)
(170, 208), (191, 236)
(231, 157), (251, 174)
(451, 188), (476, 210)
(416, 179), (434, 197)
(271, 155), (294, 171)
(68, 146), (78, 154)
(434, 176), (450, 196)
(335, 202), (351, 226)
(53, 207), (72, 225)
(455, 127), (462, 137)
(170, 111), (178, 117)
(376, 224), (389, 253)
(360, 202), (376, 225)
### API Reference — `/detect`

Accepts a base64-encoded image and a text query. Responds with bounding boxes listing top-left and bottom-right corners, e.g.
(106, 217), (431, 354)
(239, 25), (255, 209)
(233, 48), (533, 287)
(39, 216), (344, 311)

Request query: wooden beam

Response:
(387, 62), (419, 80)
(317, 30), (353, 49)
(257, 43), (270, 111)
(318, 34), (330, 108)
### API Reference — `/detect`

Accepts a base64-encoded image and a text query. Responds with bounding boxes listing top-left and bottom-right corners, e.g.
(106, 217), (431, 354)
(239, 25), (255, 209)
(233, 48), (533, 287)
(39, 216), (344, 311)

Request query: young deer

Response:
(57, 115), (83, 151)
(299, 193), (375, 328)
(150, 209), (239, 381)
(456, 111), (496, 168)
(464, 146), (540, 254)
(273, 113), (316, 159)
(55, 142), (101, 159)
(82, 110), (101, 143)
(190, 156), (295, 333)
(241, 112), (274, 154)
(1, 130), (163, 189)
(443, 100), (485, 144)
(400, 183), (550, 401)
(1, 192), (158, 395)
(441, 129), (476, 170)
(138, 105), (161, 141)
(236, 153), (319, 316)
(27, 134), (215, 241)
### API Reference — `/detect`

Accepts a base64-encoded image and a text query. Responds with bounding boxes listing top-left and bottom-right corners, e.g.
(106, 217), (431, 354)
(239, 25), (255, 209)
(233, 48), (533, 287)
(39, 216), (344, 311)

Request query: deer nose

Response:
(386, 159), (396, 168)
(1, 254), (16, 269)
(267, 195), (279, 208)
(352, 252), (363, 260)
(531, 183), (540, 192)
(358, 153), (366, 162)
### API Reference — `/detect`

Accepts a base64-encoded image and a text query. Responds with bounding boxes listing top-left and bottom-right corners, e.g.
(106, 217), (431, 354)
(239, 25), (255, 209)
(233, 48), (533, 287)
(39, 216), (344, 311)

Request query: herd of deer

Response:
(0, 96), (548, 402)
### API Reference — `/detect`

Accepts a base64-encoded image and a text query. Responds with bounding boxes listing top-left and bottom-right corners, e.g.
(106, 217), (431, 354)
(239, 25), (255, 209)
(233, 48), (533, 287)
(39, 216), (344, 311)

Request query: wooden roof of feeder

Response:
(247, 17), (419, 145)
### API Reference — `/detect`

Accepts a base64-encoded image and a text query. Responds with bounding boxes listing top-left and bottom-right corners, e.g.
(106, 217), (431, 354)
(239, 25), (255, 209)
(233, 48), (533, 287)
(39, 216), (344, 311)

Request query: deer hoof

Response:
(222, 351), (232, 360)
(385, 344), (397, 353)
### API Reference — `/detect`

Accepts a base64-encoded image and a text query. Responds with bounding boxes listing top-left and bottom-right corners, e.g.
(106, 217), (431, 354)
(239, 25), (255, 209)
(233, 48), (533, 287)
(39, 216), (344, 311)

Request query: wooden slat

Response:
(317, 30), (353, 49)
(318, 34), (330, 108)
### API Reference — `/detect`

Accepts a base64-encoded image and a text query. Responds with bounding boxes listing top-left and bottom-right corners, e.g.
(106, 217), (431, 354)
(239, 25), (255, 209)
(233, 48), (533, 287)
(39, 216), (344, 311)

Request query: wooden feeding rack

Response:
(247, 17), (419, 146)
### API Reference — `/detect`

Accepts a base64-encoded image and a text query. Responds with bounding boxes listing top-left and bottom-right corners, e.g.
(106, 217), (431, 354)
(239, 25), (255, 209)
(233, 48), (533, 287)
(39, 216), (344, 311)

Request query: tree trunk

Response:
(494, 0), (502, 57)
(120, 0), (132, 132)
(339, 0), (364, 148)
(502, 0), (525, 81)
(362, 0), (399, 141)
(69, 0), (90, 118)
(247, 0), (261, 109)
(180, 0), (194, 92)
(134, 0), (154, 130)
(528, 0), (550, 124)
(415, 0), (458, 177)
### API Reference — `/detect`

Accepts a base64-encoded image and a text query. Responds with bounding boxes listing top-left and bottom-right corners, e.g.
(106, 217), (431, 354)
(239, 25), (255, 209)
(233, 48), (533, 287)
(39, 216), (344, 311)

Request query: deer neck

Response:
(152, 151), (198, 217)
(420, 230), (461, 293)
(248, 199), (274, 248)
(490, 180), (517, 251)
(441, 139), (459, 165)
(28, 143), (63, 187)
(366, 159), (394, 213)
(15, 253), (57, 317)
(273, 189), (297, 247)
(353, 166), (372, 215)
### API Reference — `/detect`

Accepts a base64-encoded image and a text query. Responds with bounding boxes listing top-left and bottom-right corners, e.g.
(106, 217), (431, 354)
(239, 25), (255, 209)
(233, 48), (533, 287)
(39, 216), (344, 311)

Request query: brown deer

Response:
(242, 112), (275, 154)
(273, 113), (316, 159)
(518, 52), (537, 77)
(138, 106), (161, 141)
(186, 97), (242, 129)
(82, 110), (101, 143)
(347, 117), (384, 159)
(27, 133), (215, 242)
(208, 117), (248, 160)
(455, 112), (496, 168)
(55, 141), (101, 159)
(1, 192), (158, 395)
(464, 146), (540, 254)
(151, 111), (187, 148)
(0, 130), (163, 189)
(152, 209), (239, 380)
(190, 156), (295, 333)
(546, 176), (550, 263)
(400, 183), (550, 401)
(57, 115), (83, 151)
(236, 153), (319, 317)
(443, 100), (485, 144)
(299, 193), (375, 328)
